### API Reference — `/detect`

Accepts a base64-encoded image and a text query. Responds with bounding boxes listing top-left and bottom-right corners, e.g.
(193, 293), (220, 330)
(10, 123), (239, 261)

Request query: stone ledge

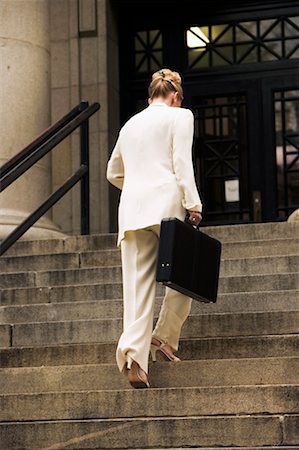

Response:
(0, 357), (298, 393)
(1, 335), (298, 368)
(8, 310), (299, 347)
(1, 290), (299, 324)
(0, 415), (285, 448)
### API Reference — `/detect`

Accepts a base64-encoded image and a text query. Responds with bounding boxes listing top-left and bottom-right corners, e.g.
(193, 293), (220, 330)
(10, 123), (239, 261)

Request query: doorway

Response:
(115, 0), (299, 228)
(185, 75), (299, 225)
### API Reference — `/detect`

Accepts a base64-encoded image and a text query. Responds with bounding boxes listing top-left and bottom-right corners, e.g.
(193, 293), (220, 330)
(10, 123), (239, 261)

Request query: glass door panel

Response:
(194, 95), (250, 223)
(275, 89), (299, 219)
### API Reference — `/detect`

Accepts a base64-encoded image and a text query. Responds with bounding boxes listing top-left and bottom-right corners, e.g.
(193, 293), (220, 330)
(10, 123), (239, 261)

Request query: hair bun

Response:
(152, 68), (182, 85)
(169, 72), (182, 85)
(149, 68), (184, 100)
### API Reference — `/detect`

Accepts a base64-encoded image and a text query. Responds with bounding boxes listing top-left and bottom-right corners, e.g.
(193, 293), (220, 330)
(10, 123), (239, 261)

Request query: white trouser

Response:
(116, 225), (192, 374)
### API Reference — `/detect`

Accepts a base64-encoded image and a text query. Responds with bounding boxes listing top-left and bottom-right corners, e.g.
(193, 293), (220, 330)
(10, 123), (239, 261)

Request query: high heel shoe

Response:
(127, 360), (150, 388)
(150, 338), (181, 363)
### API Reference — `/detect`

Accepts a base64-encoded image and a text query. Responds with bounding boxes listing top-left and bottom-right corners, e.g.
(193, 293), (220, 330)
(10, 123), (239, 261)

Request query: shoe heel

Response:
(150, 344), (157, 362)
(127, 361), (150, 388)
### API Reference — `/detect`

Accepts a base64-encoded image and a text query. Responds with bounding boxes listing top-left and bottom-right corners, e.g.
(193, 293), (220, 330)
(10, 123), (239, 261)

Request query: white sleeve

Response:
(172, 109), (203, 212)
(106, 136), (124, 190)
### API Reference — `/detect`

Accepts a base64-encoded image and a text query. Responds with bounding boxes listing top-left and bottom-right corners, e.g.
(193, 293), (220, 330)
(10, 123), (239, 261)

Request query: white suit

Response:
(107, 102), (203, 374)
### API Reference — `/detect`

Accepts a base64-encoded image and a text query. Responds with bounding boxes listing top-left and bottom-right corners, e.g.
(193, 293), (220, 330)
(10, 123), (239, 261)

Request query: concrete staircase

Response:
(0, 221), (298, 450)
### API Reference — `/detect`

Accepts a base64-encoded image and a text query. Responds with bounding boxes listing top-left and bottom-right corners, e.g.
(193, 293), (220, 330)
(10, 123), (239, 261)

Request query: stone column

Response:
(0, 0), (64, 240)
(288, 209), (299, 222)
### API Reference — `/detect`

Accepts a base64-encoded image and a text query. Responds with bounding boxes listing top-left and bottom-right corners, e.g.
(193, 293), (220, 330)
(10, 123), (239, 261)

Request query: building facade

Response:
(0, 0), (298, 241)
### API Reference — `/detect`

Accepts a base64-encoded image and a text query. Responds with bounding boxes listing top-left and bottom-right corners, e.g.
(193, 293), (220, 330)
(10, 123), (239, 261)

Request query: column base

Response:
(0, 209), (67, 241)
(287, 209), (299, 223)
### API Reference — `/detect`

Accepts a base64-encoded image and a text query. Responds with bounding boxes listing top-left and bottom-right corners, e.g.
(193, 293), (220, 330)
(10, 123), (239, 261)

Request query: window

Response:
(134, 30), (163, 73)
(186, 16), (299, 70)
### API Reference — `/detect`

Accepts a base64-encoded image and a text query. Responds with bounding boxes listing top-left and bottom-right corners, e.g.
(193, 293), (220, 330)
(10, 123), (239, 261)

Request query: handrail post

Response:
(80, 101), (90, 235)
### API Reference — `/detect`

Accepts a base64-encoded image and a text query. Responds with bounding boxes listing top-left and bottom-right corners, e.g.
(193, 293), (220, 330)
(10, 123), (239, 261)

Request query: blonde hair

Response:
(148, 68), (184, 101)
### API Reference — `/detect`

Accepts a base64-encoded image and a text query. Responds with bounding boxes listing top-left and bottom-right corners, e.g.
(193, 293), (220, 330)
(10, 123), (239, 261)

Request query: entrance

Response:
(185, 76), (299, 224)
(115, 0), (299, 228)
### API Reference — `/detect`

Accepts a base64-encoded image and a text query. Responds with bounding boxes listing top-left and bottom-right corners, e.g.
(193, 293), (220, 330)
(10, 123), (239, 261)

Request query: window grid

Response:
(134, 30), (163, 73)
(194, 96), (250, 222)
(187, 16), (299, 70)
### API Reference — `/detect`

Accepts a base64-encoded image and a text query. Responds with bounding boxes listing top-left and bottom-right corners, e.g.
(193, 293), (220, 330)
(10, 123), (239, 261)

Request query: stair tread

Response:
(1, 222), (299, 449)
(1, 290), (299, 323)
(2, 271), (299, 286)
(2, 308), (298, 329)
(5, 308), (299, 323)
(1, 385), (298, 422)
(1, 237), (298, 257)
(0, 357), (298, 393)
(0, 267), (299, 296)
(1, 384), (298, 396)
(2, 252), (299, 273)
(2, 309), (297, 348)
(1, 334), (298, 368)
(0, 415), (297, 449)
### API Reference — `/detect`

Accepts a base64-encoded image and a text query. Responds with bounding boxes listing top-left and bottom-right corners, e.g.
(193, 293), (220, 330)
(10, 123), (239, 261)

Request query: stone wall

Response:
(50, 0), (119, 235)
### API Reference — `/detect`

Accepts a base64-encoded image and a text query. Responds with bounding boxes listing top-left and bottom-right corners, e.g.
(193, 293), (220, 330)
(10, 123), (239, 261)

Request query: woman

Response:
(106, 68), (203, 388)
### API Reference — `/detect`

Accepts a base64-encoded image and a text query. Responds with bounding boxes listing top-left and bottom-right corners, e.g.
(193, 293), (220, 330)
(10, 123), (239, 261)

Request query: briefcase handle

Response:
(184, 212), (200, 230)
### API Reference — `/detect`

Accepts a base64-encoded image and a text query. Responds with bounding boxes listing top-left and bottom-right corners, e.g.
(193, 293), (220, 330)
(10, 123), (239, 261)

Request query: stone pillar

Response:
(0, 0), (64, 240)
(288, 209), (299, 222)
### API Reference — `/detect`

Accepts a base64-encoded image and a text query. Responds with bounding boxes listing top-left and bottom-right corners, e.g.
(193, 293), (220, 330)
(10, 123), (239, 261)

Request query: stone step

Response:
(0, 282), (129, 306)
(1, 255), (299, 288)
(204, 221), (299, 242)
(4, 221), (299, 258)
(0, 252), (82, 273)
(1, 272), (298, 306)
(79, 239), (299, 264)
(1, 357), (297, 393)
(1, 238), (299, 273)
(222, 238), (299, 258)
(219, 272), (299, 293)
(0, 414), (297, 448)
(222, 255), (299, 277)
(1, 334), (298, 368)
(1, 310), (298, 348)
(1, 290), (299, 324)
(1, 385), (298, 421)
(4, 233), (118, 257)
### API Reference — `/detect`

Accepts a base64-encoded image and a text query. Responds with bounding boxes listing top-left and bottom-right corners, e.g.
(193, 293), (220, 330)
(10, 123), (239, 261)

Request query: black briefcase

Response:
(156, 217), (222, 303)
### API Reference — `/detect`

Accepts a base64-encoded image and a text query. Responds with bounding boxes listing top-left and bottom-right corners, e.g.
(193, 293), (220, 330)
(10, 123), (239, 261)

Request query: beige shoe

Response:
(150, 338), (181, 363)
(127, 360), (150, 388)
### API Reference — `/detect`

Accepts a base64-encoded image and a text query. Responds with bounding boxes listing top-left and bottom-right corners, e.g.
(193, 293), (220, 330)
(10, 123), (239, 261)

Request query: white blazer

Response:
(106, 102), (203, 246)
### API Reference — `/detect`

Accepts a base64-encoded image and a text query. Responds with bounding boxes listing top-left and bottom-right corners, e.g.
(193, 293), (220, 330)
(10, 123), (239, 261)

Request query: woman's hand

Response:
(187, 210), (202, 227)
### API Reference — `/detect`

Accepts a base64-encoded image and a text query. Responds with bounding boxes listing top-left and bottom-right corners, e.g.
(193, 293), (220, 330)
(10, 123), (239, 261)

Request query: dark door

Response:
(185, 75), (299, 225)
(115, 1), (299, 231)
(261, 76), (299, 221)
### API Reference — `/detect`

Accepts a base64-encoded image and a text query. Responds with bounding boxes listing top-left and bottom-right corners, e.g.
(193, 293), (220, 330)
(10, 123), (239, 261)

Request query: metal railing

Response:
(0, 100), (100, 256)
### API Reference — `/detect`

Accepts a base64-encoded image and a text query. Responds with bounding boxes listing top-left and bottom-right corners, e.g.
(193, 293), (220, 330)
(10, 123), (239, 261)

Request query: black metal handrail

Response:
(0, 100), (100, 256)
